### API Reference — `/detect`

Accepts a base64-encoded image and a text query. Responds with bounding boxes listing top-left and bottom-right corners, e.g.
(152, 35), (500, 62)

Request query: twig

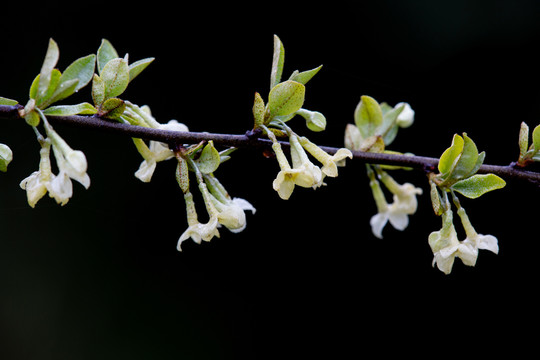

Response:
(1, 104), (539, 184)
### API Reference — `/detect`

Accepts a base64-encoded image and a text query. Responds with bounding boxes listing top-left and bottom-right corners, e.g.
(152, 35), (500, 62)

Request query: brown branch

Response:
(1, 104), (539, 185)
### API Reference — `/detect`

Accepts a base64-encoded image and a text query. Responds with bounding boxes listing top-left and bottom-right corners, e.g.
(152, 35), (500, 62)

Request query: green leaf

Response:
(451, 174), (506, 199)
(270, 35), (285, 89)
(532, 124), (540, 152)
(252, 92), (265, 127)
(91, 74), (105, 106)
(97, 39), (119, 74)
(379, 102), (404, 146)
(450, 133), (479, 181)
(289, 65), (323, 85)
(129, 57), (154, 82)
(36, 69), (61, 107)
(99, 98), (126, 119)
(266, 80), (305, 119)
(45, 78), (79, 107)
(354, 95), (383, 139)
(101, 58), (130, 99)
(43, 103), (97, 116)
(37, 38), (60, 101)
(195, 141), (221, 174)
(0, 96), (18, 105)
(29, 74), (39, 100)
(60, 54), (96, 92)
(24, 109), (40, 127)
(438, 134), (464, 175)
(0, 143), (13, 172)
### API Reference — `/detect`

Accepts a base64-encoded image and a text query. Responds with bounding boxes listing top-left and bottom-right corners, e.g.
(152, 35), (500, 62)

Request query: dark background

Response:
(1, 1), (540, 358)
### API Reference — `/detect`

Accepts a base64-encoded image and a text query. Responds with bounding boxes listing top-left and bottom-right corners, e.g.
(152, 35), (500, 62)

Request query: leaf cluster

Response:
(349, 95), (408, 153)
(180, 141), (235, 178)
(430, 133), (505, 214)
(517, 121), (540, 166)
(14, 39), (154, 124)
(252, 35), (325, 134)
(19, 39), (96, 125)
(91, 39), (154, 119)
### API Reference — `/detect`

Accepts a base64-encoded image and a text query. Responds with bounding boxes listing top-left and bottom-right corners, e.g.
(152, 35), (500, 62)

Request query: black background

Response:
(1, 1), (540, 358)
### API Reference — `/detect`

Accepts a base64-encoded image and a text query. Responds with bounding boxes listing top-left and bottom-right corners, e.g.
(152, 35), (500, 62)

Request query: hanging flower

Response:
(457, 207), (499, 261)
(271, 141), (321, 200)
(368, 169), (422, 239)
(20, 140), (53, 208)
(368, 175), (409, 238)
(177, 191), (220, 251)
(298, 136), (352, 177)
(204, 174), (256, 233)
(428, 210), (478, 274)
(135, 120), (189, 182)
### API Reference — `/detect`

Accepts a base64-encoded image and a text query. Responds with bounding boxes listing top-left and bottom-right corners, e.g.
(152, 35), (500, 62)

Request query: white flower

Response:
(20, 171), (49, 208)
(212, 196), (256, 233)
(370, 205), (410, 239)
(134, 120), (189, 182)
(52, 145), (90, 190)
(428, 210), (478, 274)
(395, 102), (415, 128)
(368, 171), (422, 239)
(177, 192), (220, 251)
(271, 141), (322, 200)
(202, 174), (256, 233)
(178, 216), (221, 250)
(20, 140), (53, 208)
(457, 207), (499, 259)
(289, 134), (324, 188)
(299, 136), (352, 177)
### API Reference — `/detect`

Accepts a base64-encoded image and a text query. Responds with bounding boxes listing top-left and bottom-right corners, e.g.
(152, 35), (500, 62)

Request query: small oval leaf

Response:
(267, 80), (305, 119)
(195, 141), (221, 174)
(438, 134), (464, 175)
(451, 174), (506, 199)
(101, 58), (130, 99)
(43, 103), (97, 116)
(60, 54), (96, 92)
(354, 95), (383, 139)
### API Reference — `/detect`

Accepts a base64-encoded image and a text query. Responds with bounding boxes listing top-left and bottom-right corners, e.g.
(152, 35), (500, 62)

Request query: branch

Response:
(1, 104), (539, 184)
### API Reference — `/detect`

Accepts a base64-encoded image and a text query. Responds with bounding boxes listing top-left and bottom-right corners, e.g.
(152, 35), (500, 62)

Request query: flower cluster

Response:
(267, 127), (352, 200)
(428, 197), (498, 275)
(175, 145), (255, 250)
(344, 95), (422, 238)
(427, 133), (505, 274)
(20, 119), (90, 207)
(122, 102), (189, 182)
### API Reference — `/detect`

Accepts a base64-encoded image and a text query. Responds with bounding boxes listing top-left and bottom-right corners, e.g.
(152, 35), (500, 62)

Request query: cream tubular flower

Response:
(134, 120), (189, 182)
(378, 171), (423, 216)
(428, 210), (478, 275)
(298, 136), (352, 177)
(289, 134), (323, 189)
(20, 139), (53, 208)
(204, 174), (256, 233)
(271, 142), (305, 200)
(177, 191), (220, 251)
(368, 175), (409, 239)
(457, 207), (499, 256)
(51, 143), (90, 190)
(44, 119), (90, 190)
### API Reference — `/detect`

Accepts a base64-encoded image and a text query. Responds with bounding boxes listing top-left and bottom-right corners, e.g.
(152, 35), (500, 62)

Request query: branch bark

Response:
(1, 104), (539, 184)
